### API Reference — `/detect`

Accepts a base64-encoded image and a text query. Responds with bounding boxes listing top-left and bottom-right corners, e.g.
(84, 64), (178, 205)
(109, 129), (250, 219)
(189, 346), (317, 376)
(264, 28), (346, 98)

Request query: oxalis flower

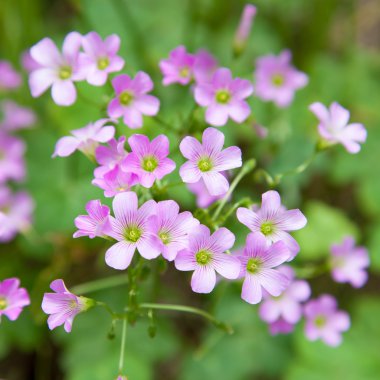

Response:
(254, 50), (308, 107)
(304, 294), (350, 347)
(179, 127), (242, 196)
(41, 279), (95, 333)
(122, 134), (176, 188)
(259, 265), (311, 326)
(105, 192), (160, 270)
(0, 60), (22, 90)
(73, 199), (112, 239)
(81, 32), (125, 86)
(236, 232), (290, 305)
(148, 200), (200, 261)
(0, 100), (36, 131)
(194, 67), (253, 126)
(107, 72), (160, 129)
(329, 236), (369, 288)
(52, 119), (115, 158)
(29, 32), (85, 106)
(0, 278), (30, 322)
(237, 190), (307, 259)
(174, 225), (240, 294)
(309, 102), (367, 154)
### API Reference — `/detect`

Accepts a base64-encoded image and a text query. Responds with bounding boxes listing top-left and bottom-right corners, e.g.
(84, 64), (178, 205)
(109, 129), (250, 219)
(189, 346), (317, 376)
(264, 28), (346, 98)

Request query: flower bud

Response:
(233, 4), (257, 57)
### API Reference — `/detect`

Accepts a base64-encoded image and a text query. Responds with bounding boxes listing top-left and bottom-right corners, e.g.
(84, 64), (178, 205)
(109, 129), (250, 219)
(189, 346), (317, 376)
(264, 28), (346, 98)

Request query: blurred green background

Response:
(1, 0), (380, 379)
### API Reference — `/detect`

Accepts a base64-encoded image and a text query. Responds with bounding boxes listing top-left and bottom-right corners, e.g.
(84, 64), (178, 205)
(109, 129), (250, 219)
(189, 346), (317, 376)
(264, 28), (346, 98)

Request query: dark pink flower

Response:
(107, 72), (160, 129)
(41, 279), (94, 333)
(0, 278), (30, 322)
(194, 68), (253, 126)
(0, 60), (22, 90)
(29, 32), (85, 106)
(81, 32), (125, 86)
(269, 318), (295, 335)
(122, 134), (176, 188)
(304, 294), (350, 347)
(254, 50), (308, 107)
(174, 225), (240, 293)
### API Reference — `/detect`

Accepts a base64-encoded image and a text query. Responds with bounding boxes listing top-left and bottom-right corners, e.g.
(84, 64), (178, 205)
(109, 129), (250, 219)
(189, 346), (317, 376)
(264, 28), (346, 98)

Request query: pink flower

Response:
(179, 127), (242, 196)
(0, 100), (36, 131)
(193, 49), (218, 84)
(21, 50), (41, 73)
(0, 132), (26, 183)
(330, 236), (369, 288)
(95, 136), (128, 169)
(105, 192), (160, 270)
(29, 32), (85, 106)
(41, 279), (94, 333)
(159, 46), (196, 86)
(92, 164), (138, 197)
(194, 68), (253, 126)
(304, 294), (350, 347)
(259, 265), (310, 324)
(174, 225), (240, 293)
(148, 200), (199, 261)
(0, 188), (34, 243)
(107, 72), (160, 129)
(73, 200), (112, 239)
(52, 119), (115, 158)
(122, 134), (176, 188)
(0, 278), (30, 322)
(236, 232), (290, 304)
(254, 50), (308, 107)
(237, 190), (307, 258)
(309, 102), (367, 154)
(233, 4), (257, 55)
(81, 32), (125, 86)
(0, 60), (22, 90)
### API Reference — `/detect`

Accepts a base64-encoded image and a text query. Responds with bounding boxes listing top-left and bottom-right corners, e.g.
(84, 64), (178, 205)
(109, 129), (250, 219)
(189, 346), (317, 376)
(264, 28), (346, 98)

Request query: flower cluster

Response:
(0, 60), (35, 243)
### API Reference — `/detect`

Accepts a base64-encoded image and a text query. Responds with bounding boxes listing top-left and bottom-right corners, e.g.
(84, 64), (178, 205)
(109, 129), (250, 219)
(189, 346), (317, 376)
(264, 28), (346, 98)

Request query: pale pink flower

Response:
(0, 60), (22, 90)
(0, 278), (30, 322)
(0, 100), (36, 131)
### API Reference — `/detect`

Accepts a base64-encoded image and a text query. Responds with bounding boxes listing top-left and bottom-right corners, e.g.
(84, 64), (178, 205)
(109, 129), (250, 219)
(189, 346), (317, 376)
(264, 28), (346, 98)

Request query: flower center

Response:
(0, 297), (7, 310)
(260, 221), (274, 236)
(197, 157), (213, 172)
(195, 250), (212, 265)
(142, 156), (158, 172)
(179, 66), (190, 78)
(97, 57), (110, 70)
(246, 258), (261, 274)
(119, 91), (134, 106)
(124, 226), (142, 243)
(315, 315), (327, 328)
(159, 231), (171, 245)
(215, 90), (231, 104)
(59, 66), (72, 80)
(272, 74), (284, 87)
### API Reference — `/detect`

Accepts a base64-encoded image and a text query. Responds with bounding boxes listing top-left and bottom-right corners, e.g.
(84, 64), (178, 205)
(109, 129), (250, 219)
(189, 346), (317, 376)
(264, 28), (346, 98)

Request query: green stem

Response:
(219, 197), (252, 225)
(154, 116), (179, 133)
(139, 303), (233, 334)
(118, 317), (128, 374)
(71, 274), (129, 295)
(212, 158), (256, 222)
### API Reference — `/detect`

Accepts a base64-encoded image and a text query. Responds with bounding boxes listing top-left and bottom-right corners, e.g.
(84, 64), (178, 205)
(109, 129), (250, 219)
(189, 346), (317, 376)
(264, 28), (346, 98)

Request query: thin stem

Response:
(212, 158), (256, 222)
(118, 317), (128, 374)
(139, 303), (233, 334)
(71, 274), (129, 295)
(154, 116), (179, 133)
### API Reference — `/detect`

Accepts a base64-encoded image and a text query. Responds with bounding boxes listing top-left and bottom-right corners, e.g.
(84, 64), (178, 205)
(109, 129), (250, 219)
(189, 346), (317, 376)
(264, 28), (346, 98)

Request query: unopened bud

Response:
(233, 4), (257, 57)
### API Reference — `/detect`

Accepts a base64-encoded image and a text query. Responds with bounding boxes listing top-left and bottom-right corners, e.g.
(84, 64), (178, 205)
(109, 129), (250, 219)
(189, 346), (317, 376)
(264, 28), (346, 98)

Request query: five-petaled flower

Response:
(309, 102), (367, 154)
(304, 294), (350, 347)
(236, 232), (290, 304)
(179, 127), (241, 196)
(194, 67), (253, 126)
(174, 225), (240, 293)
(29, 32), (85, 106)
(237, 190), (307, 259)
(107, 72), (160, 129)
(122, 134), (176, 188)
(0, 278), (30, 322)
(41, 279), (94, 333)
